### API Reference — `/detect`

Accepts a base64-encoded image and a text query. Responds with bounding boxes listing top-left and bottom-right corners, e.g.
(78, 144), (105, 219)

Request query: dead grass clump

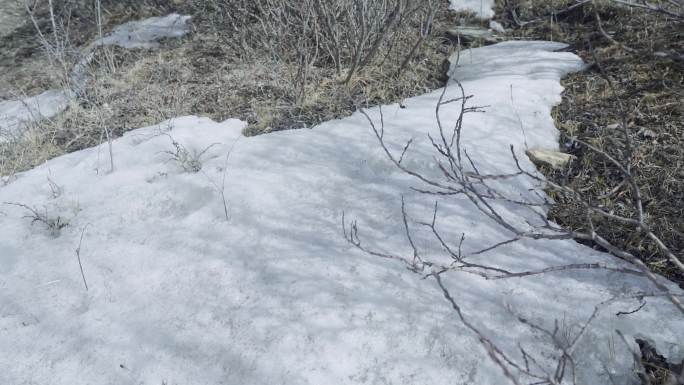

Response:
(0, 123), (64, 177)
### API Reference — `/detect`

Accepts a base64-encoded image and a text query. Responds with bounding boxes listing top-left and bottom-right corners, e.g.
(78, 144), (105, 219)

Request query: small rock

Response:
(526, 149), (575, 169)
(489, 20), (505, 34)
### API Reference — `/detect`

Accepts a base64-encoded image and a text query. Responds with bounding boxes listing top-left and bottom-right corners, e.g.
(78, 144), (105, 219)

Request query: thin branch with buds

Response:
(342, 55), (684, 381)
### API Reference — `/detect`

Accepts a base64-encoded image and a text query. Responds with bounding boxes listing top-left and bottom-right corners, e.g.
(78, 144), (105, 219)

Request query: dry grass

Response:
(495, 1), (683, 283)
(106, 24), (454, 137)
(1, 0), (466, 176)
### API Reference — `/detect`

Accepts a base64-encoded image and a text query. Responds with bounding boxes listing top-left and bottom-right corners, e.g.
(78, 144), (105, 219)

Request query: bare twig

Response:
(202, 137), (241, 221)
(75, 224), (90, 291)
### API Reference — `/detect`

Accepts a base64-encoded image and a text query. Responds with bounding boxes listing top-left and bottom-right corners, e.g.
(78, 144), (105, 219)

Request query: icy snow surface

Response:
(0, 41), (682, 385)
(449, 0), (495, 19)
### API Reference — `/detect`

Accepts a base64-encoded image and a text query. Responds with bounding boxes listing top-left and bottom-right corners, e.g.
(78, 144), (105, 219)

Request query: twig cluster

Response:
(345, 75), (683, 310)
(203, 0), (440, 100)
(343, 66), (683, 383)
(161, 134), (219, 173)
(23, 0), (76, 88)
(611, 0), (683, 19)
(4, 201), (69, 235)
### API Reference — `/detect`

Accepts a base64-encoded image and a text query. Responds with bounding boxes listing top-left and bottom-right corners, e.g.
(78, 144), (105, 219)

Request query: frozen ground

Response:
(0, 41), (682, 385)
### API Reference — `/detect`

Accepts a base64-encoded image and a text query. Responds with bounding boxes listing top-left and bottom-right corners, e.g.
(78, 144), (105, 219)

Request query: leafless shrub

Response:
(161, 134), (218, 173)
(2, 0), (458, 176)
(343, 69), (683, 382)
(353, 75), (683, 305)
(23, 0), (79, 88)
(194, 0), (442, 109)
(4, 201), (70, 235)
(499, 0), (683, 287)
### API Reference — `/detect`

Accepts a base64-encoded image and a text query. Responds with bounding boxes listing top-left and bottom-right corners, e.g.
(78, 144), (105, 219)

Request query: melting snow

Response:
(0, 89), (70, 142)
(91, 13), (192, 50)
(0, 42), (682, 385)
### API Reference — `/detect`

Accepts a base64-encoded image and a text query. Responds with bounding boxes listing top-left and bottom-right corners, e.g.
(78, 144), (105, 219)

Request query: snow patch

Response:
(92, 13), (191, 49)
(449, 0), (495, 19)
(0, 89), (70, 142)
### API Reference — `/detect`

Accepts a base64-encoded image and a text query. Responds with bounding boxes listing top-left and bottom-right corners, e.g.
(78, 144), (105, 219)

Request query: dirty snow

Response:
(91, 13), (191, 49)
(0, 89), (70, 142)
(450, 0), (496, 19)
(0, 41), (682, 385)
(449, 40), (588, 83)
